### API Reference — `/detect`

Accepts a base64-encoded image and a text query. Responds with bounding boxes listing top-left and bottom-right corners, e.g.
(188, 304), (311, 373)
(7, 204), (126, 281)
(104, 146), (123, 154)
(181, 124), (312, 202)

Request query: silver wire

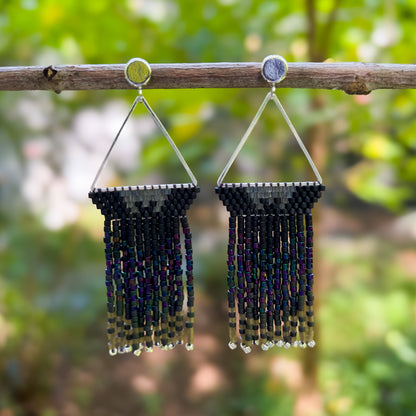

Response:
(216, 91), (271, 187)
(90, 90), (198, 191)
(90, 95), (141, 191)
(216, 90), (322, 186)
(140, 95), (198, 187)
(270, 93), (322, 184)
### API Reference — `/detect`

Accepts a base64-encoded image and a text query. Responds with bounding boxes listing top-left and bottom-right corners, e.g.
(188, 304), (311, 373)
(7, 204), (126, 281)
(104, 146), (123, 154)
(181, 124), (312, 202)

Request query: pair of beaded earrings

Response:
(89, 56), (325, 357)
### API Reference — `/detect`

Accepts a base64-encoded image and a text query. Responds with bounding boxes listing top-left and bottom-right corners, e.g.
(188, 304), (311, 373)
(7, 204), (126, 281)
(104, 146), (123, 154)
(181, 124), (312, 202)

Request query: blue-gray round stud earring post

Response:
(261, 55), (288, 85)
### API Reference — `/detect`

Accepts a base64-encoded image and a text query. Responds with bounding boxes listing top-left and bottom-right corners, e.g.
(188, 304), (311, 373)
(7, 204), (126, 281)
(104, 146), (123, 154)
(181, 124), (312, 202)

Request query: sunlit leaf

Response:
(361, 132), (404, 160)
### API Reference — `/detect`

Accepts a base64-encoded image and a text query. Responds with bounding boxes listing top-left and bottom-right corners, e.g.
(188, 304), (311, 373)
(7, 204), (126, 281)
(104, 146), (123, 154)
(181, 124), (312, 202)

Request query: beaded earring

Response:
(216, 55), (325, 353)
(89, 58), (199, 356)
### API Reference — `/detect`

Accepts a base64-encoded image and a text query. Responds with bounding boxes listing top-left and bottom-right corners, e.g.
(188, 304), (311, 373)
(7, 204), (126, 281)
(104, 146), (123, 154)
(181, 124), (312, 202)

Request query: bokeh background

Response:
(1, 1), (416, 415)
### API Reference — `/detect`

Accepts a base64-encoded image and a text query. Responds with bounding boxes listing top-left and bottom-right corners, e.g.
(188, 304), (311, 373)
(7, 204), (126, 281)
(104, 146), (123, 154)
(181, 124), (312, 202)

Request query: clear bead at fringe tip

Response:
(284, 342), (291, 349)
(168, 343), (175, 350)
(308, 340), (316, 348)
(299, 342), (307, 349)
(109, 348), (118, 356)
(185, 343), (194, 351)
(254, 339), (260, 345)
(261, 343), (269, 351)
(118, 346), (125, 354)
(176, 340), (183, 345)
(133, 349), (142, 357)
(266, 341), (274, 349)
(125, 345), (133, 353)
(291, 341), (299, 348)
(228, 342), (237, 350)
(276, 340), (284, 348)
(145, 346), (154, 353)
(161, 345), (168, 351)
(243, 346), (252, 354)
(240, 343), (252, 354)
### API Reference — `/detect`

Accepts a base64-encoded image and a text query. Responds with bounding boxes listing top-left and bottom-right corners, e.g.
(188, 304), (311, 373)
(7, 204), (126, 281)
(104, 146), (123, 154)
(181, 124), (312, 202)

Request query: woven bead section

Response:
(90, 185), (199, 356)
(216, 182), (325, 352)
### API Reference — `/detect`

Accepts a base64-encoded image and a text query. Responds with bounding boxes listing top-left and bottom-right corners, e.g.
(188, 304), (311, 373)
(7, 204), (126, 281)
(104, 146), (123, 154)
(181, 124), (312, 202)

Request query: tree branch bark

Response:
(0, 62), (415, 94)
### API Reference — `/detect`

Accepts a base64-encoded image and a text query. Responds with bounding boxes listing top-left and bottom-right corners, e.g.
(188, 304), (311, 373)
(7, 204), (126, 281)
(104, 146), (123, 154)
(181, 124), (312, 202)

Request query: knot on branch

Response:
(344, 77), (371, 95)
(43, 65), (58, 81)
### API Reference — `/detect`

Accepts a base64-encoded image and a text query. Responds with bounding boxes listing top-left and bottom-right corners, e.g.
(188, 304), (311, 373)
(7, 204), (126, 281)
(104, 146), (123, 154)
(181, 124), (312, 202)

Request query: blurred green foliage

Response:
(0, 1), (416, 415)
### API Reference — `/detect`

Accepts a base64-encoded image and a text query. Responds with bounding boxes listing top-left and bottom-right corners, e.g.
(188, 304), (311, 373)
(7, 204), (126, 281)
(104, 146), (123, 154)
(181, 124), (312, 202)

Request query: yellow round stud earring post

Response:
(125, 58), (152, 88)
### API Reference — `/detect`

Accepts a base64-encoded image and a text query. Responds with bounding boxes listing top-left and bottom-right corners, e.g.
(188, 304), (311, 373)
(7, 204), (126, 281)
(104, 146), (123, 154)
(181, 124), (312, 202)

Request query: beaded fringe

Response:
(216, 182), (325, 353)
(89, 184), (199, 356)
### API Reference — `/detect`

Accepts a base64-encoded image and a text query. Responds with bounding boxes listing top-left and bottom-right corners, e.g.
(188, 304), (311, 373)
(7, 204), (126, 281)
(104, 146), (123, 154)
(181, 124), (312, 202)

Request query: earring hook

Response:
(217, 54), (322, 186)
(90, 58), (197, 191)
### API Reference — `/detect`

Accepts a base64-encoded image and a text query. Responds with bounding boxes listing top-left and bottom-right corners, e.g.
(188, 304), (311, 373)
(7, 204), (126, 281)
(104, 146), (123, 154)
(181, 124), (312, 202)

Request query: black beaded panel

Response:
(215, 182), (325, 352)
(89, 185), (199, 356)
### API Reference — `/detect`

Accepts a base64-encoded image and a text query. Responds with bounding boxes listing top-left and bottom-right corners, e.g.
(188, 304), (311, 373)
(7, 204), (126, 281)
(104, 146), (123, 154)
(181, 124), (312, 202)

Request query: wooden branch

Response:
(0, 62), (416, 94)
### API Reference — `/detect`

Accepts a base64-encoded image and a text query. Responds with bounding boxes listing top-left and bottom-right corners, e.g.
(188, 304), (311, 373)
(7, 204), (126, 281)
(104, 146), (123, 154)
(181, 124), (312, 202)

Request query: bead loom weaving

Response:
(89, 59), (199, 356)
(216, 55), (325, 353)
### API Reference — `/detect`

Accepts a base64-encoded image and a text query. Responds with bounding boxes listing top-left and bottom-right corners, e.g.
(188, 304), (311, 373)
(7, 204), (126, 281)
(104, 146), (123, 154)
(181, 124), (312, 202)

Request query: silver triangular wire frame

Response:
(216, 91), (322, 186)
(90, 94), (198, 191)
